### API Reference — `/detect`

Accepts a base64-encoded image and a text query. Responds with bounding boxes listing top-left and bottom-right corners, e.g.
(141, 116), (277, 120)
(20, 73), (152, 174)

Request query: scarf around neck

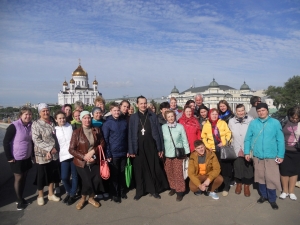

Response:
(167, 121), (177, 128)
(92, 119), (103, 128)
(219, 110), (230, 120)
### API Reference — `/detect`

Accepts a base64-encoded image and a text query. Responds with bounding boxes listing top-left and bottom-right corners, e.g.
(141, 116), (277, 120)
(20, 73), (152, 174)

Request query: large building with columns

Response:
(168, 79), (255, 111)
(58, 62), (101, 105)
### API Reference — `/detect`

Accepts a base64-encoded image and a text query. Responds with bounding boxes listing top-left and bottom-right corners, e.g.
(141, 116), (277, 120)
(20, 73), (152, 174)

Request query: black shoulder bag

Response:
(168, 127), (186, 159)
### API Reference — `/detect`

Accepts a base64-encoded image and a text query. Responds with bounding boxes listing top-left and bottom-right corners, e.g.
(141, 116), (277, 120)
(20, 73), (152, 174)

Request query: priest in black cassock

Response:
(128, 96), (169, 200)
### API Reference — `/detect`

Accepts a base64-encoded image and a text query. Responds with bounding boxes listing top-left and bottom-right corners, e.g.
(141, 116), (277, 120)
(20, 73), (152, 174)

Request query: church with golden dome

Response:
(58, 61), (101, 105)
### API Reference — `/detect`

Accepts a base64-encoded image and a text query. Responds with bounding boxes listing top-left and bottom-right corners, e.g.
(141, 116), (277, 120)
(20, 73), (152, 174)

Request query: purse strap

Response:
(291, 126), (299, 142)
(98, 145), (106, 161)
(168, 127), (177, 149)
(251, 121), (268, 150)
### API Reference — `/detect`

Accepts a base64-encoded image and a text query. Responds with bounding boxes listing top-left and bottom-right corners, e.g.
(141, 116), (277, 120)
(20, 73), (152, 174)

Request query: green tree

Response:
(265, 75), (300, 115)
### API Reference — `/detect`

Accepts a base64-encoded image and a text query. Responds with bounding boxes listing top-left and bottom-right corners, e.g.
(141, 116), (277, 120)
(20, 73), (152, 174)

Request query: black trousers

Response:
(109, 157), (126, 197)
(76, 164), (104, 196)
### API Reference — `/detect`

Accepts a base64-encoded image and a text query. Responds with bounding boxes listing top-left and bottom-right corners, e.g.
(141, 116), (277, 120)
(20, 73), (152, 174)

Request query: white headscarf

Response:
(38, 103), (49, 113)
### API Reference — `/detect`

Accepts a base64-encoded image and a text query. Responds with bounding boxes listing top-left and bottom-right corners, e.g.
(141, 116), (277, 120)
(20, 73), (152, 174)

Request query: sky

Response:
(0, 0), (299, 106)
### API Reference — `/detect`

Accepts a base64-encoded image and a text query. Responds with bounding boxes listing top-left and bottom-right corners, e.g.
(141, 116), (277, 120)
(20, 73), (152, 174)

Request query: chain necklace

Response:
(139, 112), (148, 135)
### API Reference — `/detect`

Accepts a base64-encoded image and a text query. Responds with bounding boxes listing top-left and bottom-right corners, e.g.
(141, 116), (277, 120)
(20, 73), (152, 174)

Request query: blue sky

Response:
(0, 0), (299, 106)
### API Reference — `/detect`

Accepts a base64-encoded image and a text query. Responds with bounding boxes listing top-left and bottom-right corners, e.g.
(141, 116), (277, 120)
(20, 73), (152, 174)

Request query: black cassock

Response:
(133, 111), (169, 197)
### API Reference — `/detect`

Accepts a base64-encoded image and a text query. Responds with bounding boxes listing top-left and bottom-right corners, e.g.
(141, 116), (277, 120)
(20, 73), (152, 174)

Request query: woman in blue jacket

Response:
(244, 103), (285, 210)
(162, 110), (190, 202)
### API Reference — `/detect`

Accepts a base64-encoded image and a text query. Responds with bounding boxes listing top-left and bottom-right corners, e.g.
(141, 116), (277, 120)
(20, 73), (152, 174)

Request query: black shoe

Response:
(17, 203), (25, 210)
(257, 196), (268, 204)
(134, 195), (141, 201)
(194, 191), (202, 196)
(66, 196), (77, 206)
(62, 195), (70, 204)
(176, 194), (183, 202)
(16, 198), (31, 206)
(121, 193), (127, 199)
(112, 196), (121, 203)
(168, 189), (176, 196)
(270, 202), (279, 210)
(151, 193), (161, 199)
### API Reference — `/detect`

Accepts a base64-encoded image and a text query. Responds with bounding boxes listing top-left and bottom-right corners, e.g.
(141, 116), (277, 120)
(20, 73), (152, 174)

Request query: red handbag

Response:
(98, 145), (110, 180)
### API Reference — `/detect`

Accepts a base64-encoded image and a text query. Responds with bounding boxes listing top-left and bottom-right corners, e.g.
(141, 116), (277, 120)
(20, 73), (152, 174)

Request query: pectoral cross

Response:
(141, 128), (145, 135)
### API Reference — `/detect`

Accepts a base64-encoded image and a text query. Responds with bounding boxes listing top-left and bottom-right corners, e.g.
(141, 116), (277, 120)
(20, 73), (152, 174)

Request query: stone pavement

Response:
(0, 164), (299, 225)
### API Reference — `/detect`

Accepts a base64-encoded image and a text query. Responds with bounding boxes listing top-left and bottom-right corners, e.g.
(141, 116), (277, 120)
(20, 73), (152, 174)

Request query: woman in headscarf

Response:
(178, 105), (201, 154)
(32, 103), (61, 206)
(201, 108), (232, 197)
(69, 111), (106, 210)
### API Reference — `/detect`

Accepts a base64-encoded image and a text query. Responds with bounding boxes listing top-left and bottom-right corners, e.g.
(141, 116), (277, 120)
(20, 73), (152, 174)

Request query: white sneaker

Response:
(295, 181), (300, 188)
(209, 192), (219, 200)
(279, 192), (289, 199)
(48, 194), (60, 202)
(289, 193), (297, 200)
(37, 197), (44, 206)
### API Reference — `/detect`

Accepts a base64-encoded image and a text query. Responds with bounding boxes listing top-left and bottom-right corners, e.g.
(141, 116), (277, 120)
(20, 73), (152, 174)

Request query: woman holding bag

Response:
(69, 111), (105, 210)
(162, 110), (190, 202)
(228, 104), (253, 197)
(201, 108), (232, 196)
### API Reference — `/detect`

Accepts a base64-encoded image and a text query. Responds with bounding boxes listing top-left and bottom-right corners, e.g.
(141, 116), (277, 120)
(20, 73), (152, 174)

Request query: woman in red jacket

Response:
(178, 106), (201, 153)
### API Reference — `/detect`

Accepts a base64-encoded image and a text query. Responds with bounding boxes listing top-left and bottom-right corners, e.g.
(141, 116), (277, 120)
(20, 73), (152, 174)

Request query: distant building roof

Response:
(180, 85), (236, 94)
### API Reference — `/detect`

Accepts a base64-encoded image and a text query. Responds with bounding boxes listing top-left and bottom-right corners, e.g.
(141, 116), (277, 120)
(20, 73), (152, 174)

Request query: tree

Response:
(265, 75), (300, 115)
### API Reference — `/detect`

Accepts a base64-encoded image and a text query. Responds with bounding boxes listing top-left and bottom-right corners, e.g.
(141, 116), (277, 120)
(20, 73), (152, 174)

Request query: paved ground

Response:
(0, 164), (299, 225)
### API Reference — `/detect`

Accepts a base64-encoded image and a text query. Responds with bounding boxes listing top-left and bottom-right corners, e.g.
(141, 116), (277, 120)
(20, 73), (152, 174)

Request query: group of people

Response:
(3, 94), (300, 211)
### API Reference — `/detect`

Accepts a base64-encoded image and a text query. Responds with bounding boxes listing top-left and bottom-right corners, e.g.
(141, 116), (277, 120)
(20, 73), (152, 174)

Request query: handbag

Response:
(182, 157), (189, 180)
(168, 127), (186, 159)
(125, 158), (132, 188)
(98, 145), (110, 180)
(220, 140), (237, 160)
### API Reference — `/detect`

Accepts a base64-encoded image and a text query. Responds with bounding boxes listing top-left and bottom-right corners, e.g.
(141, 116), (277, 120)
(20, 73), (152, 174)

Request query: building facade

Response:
(168, 79), (257, 111)
(58, 62), (101, 105)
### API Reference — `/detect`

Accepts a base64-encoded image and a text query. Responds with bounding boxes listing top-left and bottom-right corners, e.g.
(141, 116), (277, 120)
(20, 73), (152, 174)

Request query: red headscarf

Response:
(179, 107), (200, 130)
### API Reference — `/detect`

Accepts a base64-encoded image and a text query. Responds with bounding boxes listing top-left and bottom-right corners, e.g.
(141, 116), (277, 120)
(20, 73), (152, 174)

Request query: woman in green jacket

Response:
(162, 110), (190, 202)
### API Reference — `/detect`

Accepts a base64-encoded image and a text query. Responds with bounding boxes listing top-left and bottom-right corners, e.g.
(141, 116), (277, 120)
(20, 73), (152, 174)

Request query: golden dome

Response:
(93, 78), (98, 85)
(72, 65), (88, 76)
(70, 78), (75, 84)
(63, 80), (68, 86)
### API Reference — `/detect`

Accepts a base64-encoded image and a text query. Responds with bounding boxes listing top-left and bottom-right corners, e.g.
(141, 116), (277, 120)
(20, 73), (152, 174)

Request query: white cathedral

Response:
(58, 62), (101, 105)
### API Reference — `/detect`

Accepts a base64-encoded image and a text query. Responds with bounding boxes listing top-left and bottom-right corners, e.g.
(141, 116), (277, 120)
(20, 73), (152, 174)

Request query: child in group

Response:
(54, 111), (78, 205)
(102, 102), (128, 203)
(71, 110), (82, 130)
(188, 140), (223, 200)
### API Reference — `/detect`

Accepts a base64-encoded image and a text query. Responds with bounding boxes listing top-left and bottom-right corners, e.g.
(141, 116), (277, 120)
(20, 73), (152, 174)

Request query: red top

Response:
(178, 114), (201, 152)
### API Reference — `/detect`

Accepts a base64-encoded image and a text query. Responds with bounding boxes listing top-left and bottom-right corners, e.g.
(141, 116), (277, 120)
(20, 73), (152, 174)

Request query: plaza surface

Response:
(0, 163), (299, 225)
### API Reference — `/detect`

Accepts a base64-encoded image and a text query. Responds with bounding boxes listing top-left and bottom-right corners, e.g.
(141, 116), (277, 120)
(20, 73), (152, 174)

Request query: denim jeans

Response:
(259, 183), (277, 202)
(61, 158), (78, 197)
